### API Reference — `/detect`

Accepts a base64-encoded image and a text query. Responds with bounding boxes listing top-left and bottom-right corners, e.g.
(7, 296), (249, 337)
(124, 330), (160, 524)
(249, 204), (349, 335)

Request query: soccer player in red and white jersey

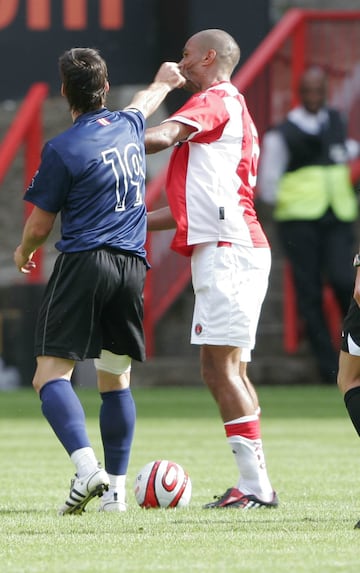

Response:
(146, 29), (278, 509)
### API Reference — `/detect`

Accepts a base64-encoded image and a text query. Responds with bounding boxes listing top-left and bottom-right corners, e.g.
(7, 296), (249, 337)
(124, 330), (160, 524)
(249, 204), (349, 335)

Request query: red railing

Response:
(0, 82), (49, 283)
(144, 8), (360, 356)
(235, 9), (360, 140)
(237, 8), (360, 353)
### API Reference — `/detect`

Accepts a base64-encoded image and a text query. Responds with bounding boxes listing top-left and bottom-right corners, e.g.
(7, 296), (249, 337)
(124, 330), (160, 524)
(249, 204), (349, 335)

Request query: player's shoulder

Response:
(182, 86), (228, 111)
(207, 81), (241, 98)
(46, 123), (77, 153)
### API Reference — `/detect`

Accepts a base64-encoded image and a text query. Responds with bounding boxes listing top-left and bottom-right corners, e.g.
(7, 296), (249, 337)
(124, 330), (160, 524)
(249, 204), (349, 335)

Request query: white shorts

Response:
(190, 242), (271, 357)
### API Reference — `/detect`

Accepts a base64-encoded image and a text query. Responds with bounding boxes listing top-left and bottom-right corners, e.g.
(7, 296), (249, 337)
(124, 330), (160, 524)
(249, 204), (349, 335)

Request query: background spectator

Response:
(257, 66), (360, 384)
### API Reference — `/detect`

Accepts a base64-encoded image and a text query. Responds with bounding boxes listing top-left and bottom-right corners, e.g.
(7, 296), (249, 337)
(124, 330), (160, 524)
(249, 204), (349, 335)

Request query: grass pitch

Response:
(0, 384), (359, 572)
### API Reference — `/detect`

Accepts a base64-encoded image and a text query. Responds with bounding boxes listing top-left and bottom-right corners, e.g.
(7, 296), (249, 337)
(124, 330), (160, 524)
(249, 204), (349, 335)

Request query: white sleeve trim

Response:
(161, 116), (202, 141)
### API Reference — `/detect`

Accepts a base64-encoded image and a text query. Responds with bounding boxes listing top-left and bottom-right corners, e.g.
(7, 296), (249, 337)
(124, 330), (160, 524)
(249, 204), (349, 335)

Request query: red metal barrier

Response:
(145, 8), (360, 356)
(239, 9), (360, 354)
(283, 262), (343, 354)
(235, 9), (360, 140)
(0, 82), (49, 283)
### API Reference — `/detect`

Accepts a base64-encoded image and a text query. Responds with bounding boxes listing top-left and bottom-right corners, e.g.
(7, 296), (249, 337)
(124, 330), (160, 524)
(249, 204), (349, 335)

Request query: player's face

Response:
(178, 37), (205, 93)
(300, 77), (326, 114)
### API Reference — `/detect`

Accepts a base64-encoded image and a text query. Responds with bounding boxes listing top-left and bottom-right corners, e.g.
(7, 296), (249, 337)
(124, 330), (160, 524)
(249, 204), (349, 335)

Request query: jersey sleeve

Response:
(24, 142), (72, 213)
(164, 92), (230, 143)
(121, 109), (146, 138)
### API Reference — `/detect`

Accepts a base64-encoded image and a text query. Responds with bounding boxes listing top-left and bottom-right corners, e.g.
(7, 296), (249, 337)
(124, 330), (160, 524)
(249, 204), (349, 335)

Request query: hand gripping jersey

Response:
(163, 82), (269, 256)
(24, 107), (147, 258)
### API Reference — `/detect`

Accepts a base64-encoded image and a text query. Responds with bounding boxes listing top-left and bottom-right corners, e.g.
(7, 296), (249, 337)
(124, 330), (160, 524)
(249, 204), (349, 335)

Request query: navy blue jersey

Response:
(24, 107), (147, 258)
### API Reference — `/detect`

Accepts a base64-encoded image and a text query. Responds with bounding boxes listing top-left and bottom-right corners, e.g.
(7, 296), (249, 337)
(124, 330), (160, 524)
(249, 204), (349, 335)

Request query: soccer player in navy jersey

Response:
(146, 29), (278, 509)
(14, 47), (185, 514)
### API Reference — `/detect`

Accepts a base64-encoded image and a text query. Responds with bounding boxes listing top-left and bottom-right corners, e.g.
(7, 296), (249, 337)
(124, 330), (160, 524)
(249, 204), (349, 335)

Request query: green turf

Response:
(0, 385), (359, 572)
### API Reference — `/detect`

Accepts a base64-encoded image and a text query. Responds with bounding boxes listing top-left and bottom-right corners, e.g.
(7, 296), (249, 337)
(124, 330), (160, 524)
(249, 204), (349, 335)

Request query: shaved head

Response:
(179, 28), (241, 92)
(190, 29), (240, 74)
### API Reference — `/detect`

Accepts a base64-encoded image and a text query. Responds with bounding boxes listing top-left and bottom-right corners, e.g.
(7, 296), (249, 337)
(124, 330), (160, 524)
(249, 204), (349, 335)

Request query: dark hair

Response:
(59, 47), (108, 113)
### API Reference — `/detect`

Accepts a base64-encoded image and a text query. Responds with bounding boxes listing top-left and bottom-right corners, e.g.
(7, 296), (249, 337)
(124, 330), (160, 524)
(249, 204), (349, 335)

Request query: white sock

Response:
(70, 447), (98, 477)
(228, 435), (273, 502)
(103, 474), (126, 503)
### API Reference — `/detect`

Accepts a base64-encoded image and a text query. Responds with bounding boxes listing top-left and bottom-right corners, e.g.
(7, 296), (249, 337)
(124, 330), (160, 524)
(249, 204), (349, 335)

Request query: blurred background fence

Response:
(1, 4), (360, 386)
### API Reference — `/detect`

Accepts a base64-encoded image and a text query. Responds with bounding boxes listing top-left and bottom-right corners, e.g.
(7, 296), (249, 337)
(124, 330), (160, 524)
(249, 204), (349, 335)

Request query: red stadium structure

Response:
(1, 9), (360, 356)
(0, 82), (48, 283)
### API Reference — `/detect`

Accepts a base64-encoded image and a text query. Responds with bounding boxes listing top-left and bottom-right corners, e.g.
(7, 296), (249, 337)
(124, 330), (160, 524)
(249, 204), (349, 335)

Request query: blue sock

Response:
(99, 388), (136, 475)
(40, 378), (91, 455)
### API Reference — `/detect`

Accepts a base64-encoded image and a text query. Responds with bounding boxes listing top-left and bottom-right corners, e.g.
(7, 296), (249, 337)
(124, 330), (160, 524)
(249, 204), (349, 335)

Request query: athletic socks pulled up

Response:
(40, 378), (91, 455)
(225, 414), (274, 502)
(99, 388), (136, 476)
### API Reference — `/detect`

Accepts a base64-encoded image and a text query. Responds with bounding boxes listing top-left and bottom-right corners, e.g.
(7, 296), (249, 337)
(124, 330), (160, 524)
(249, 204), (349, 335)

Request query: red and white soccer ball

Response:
(134, 460), (192, 509)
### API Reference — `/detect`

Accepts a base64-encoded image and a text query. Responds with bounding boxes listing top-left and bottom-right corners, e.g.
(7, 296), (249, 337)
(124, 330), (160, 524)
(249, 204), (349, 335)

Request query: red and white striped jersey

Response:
(163, 81), (269, 257)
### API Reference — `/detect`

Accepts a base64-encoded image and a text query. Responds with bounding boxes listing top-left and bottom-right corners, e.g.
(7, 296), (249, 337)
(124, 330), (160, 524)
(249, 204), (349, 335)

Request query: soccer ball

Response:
(134, 460), (192, 509)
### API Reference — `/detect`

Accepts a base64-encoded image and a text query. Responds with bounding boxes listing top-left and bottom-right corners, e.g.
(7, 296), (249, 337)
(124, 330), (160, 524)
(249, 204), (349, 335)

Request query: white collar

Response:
(288, 106), (329, 135)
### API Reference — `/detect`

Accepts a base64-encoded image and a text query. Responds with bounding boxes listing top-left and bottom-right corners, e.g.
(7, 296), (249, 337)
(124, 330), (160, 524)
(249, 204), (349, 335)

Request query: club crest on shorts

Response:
(194, 323), (202, 335)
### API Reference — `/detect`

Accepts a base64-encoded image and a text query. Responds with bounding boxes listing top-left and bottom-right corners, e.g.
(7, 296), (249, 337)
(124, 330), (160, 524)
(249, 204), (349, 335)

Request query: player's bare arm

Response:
(354, 266), (360, 307)
(147, 206), (176, 231)
(14, 206), (56, 273)
(145, 120), (194, 154)
(126, 62), (185, 119)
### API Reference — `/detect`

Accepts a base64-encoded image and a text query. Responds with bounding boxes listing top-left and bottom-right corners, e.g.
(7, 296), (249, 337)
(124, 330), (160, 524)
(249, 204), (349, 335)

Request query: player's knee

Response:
(94, 349), (132, 375)
(32, 375), (41, 394)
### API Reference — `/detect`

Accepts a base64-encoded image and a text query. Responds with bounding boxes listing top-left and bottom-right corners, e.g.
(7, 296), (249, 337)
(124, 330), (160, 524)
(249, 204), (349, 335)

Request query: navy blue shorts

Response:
(34, 249), (147, 362)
